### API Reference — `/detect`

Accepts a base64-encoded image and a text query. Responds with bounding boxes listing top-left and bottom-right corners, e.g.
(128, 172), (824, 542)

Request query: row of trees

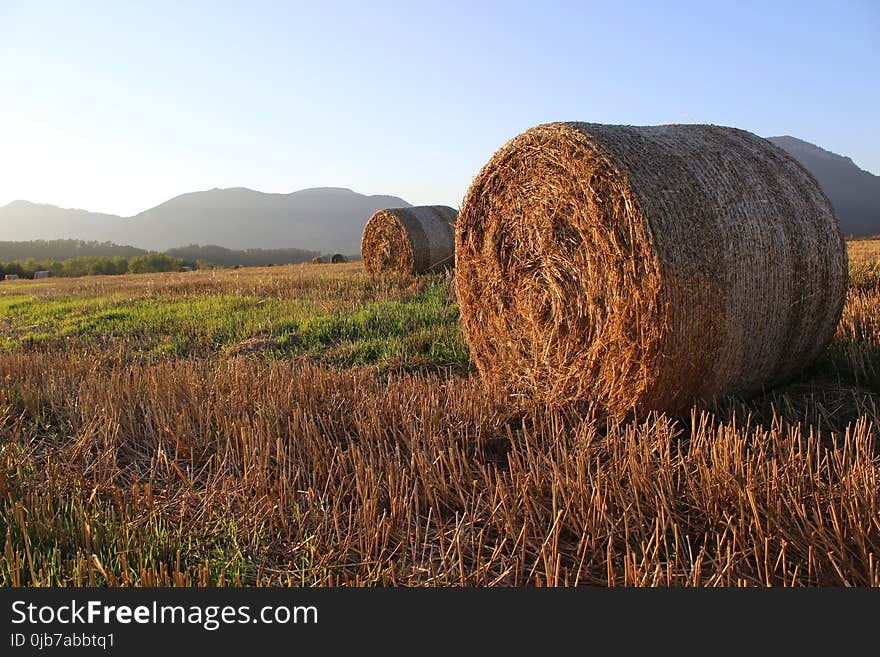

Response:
(0, 242), (329, 280)
(0, 254), (186, 279)
(164, 244), (318, 267)
(0, 239), (148, 262)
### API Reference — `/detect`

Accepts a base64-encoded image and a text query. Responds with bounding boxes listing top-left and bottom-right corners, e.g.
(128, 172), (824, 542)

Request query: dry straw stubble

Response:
(455, 122), (848, 417)
(362, 206), (458, 275)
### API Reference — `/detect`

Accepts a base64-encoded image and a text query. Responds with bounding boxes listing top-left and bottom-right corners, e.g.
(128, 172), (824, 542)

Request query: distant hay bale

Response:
(362, 206), (458, 275)
(311, 256), (323, 265)
(455, 122), (848, 418)
(331, 254), (347, 264)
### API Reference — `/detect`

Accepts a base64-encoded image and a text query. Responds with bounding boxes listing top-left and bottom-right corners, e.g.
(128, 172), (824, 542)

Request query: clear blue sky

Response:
(0, 0), (877, 216)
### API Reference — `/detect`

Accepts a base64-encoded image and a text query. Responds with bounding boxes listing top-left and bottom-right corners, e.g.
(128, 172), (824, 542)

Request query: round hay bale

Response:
(362, 206), (458, 275)
(455, 122), (848, 417)
(311, 256), (323, 265)
(331, 253), (347, 264)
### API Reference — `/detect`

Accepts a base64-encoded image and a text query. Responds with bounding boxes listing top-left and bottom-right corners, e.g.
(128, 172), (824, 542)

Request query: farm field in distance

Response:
(848, 236), (880, 266)
(0, 241), (878, 586)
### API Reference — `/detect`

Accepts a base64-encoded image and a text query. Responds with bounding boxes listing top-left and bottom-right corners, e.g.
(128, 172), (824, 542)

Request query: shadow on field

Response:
(718, 378), (878, 440)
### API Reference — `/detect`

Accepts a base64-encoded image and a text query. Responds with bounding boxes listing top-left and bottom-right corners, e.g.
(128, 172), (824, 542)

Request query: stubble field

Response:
(1, 240), (878, 586)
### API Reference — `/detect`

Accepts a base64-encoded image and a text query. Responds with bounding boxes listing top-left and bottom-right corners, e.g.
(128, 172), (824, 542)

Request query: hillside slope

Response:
(0, 187), (411, 254)
(769, 136), (879, 237)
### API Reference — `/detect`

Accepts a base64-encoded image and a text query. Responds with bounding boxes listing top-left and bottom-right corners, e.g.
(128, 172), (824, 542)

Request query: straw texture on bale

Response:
(310, 256), (323, 265)
(331, 254), (347, 264)
(455, 122), (848, 418)
(362, 206), (458, 275)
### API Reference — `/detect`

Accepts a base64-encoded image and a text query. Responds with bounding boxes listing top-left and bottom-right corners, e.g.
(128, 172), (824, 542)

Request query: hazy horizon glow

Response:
(1, 0), (877, 216)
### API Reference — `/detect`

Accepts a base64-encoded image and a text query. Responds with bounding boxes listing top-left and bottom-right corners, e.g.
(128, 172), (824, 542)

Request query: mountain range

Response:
(768, 136), (879, 237)
(0, 136), (876, 253)
(0, 187), (410, 255)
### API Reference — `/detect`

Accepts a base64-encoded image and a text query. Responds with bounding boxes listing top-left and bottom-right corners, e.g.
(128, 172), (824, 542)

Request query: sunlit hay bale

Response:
(331, 254), (347, 264)
(455, 122), (849, 418)
(361, 206), (458, 275)
(311, 256), (323, 264)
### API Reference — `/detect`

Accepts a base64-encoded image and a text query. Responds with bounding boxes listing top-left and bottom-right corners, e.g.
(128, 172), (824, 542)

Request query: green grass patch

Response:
(0, 490), (260, 587)
(0, 279), (470, 371)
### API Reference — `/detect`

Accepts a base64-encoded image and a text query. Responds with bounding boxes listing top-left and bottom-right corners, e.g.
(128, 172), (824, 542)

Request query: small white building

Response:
(33, 270), (50, 279)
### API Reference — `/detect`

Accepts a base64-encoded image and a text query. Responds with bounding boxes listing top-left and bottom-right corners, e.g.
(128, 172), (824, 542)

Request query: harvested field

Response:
(0, 253), (877, 586)
(848, 237), (880, 266)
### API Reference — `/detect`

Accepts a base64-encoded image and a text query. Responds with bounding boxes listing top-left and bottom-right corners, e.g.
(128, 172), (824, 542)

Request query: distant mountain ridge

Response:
(1, 137), (877, 251)
(768, 136), (879, 238)
(0, 187), (411, 254)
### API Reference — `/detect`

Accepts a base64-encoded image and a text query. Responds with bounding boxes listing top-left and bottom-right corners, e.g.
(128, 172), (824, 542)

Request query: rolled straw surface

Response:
(455, 122), (848, 417)
(362, 206), (458, 275)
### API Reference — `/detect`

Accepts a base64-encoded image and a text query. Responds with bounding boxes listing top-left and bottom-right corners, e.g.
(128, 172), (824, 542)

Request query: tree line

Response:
(1, 254), (186, 279)
(0, 241), (323, 279)
(0, 239), (148, 262)
(165, 244), (318, 267)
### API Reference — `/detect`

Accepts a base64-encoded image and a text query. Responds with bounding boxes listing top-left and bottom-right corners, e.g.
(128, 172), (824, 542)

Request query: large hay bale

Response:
(331, 253), (347, 264)
(362, 206), (458, 275)
(455, 122), (848, 417)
